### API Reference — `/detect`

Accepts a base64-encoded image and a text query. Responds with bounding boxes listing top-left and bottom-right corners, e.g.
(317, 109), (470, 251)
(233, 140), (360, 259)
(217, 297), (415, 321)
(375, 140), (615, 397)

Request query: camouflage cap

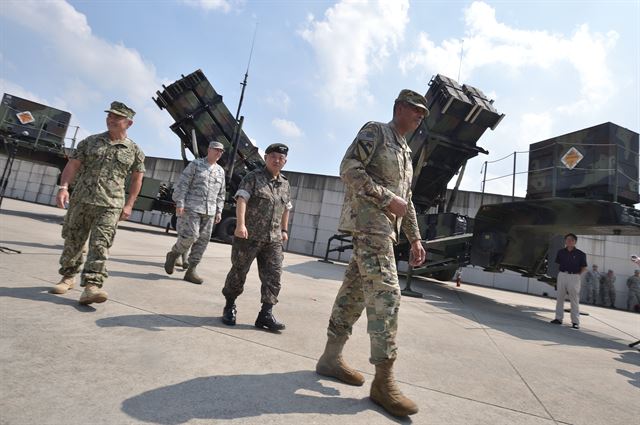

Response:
(104, 101), (135, 119)
(265, 143), (289, 156)
(209, 140), (225, 150)
(396, 89), (429, 115)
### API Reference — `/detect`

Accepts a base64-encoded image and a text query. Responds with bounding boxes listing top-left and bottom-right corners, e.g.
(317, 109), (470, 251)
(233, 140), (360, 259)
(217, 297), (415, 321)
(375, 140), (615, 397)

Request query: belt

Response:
(559, 270), (579, 275)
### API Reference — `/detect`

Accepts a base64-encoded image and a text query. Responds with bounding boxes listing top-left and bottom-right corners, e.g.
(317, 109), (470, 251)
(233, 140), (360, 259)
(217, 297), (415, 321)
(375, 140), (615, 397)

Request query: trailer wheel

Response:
(215, 217), (236, 244)
(432, 269), (456, 282)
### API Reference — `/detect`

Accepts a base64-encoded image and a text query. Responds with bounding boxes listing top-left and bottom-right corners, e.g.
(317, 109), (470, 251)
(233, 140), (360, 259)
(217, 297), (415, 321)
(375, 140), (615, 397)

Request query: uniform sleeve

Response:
(70, 137), (89, 162)
(131, 145), (146, 173)
(401, 190), (421, 242)
(172, 161), (196, 208)
(235, 172), (254, 201)
(339, 123), (396, 208)
(216, 169), (226, 215)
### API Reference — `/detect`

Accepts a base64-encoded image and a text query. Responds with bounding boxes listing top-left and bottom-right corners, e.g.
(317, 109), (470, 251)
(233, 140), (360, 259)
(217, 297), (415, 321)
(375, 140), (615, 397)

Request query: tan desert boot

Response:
(164, 251), (180, 274)
(51, 276), (75, 294)
(370, 359), (418, 417)
(78, 284), (108, 305)
(316, 336), (365, 386)
(183, 266), (203, 284)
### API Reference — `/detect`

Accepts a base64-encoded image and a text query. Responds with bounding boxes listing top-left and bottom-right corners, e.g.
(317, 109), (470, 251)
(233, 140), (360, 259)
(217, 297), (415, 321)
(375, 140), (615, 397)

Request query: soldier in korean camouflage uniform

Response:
(316, 90), (428, 417)
(164, 140), (226, 284)
(221, 143), (291, 332)
(51, 101), (145, 305)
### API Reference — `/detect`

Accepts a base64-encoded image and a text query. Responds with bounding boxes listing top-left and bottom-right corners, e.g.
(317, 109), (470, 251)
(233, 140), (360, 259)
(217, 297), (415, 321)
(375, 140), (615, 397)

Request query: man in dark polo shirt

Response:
(551, 233), (587, 329)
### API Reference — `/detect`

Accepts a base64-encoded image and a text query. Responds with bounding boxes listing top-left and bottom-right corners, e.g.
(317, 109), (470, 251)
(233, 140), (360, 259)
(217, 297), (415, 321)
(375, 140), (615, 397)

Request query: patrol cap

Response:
(395, 89), (429, 115)
(265, 143), (289, 156)
(104, 101), (135, 119)
(208, 140), (225, 150)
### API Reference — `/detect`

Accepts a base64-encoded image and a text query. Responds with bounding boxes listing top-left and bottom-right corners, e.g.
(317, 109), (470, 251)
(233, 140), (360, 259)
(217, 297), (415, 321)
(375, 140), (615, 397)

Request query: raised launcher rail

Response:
(153, 69), (264, 194)
(153, 69), (266, 242)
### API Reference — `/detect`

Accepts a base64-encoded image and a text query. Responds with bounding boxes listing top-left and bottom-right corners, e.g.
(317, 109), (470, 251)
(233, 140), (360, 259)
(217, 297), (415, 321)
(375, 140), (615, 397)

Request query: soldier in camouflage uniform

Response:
(51, 102), (145, 305)
(600, 269), (617, 308)
(582, 264), (600, 305)
(221, 143), (292, 332)
(627, 270), (640, 312)
(164, 140), (226, 284)
(316, 90), (428, 417)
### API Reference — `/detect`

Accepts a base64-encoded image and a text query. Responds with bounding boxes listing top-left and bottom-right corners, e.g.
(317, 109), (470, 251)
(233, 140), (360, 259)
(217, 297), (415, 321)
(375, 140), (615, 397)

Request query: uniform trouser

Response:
(222, 237), (282, 305)
(58, 202), (120, 287)
(600, 282), (616, 307)
(555, 271), (581, 325)
(627, 288), (640, 311)
(170, 210), (214, 267)
(327, 234), (400, 365)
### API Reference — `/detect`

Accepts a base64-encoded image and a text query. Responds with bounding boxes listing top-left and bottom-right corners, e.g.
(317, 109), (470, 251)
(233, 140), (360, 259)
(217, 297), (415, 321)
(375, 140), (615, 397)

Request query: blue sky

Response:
(1, 0), (638, 198)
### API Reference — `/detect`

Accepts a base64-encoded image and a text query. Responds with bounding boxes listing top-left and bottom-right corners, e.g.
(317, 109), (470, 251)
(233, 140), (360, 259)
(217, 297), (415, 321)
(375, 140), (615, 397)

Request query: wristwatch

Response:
(57, 185), (69, 191)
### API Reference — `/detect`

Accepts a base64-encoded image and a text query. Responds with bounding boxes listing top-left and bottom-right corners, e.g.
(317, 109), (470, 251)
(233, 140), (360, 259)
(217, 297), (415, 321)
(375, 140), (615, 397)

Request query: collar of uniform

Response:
(99, 131), (133, 147)
(387, 121), (408, 147)
(260, 166), (286, 183)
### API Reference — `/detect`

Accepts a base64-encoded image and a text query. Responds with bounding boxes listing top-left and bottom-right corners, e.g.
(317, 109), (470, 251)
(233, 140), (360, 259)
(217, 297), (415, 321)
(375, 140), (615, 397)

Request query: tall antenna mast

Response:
(227, 21), (259, 178)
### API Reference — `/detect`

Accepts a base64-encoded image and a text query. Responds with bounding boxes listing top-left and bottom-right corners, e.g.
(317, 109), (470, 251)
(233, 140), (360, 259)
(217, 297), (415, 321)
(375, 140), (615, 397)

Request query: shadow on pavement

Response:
(121, 370), (409, 424)
(284, 260), (347, 281)
(96, 314), (266, 332)
(0, 240), (64, 251)
(0, 208), (64, 224)
(0, 286), (95, 312)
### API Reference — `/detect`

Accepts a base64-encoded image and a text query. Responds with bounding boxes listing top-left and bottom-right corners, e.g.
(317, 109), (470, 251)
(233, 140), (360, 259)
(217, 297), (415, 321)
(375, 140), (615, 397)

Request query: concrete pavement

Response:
(1, 198), (638, 425)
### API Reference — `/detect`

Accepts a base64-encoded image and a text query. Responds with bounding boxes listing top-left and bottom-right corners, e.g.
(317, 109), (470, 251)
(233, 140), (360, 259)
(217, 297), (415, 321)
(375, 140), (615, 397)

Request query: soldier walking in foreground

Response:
(582, 264), (600, 305)
(550, 233), (587, 329)
(316, 90), (427, 417)
(600, 269), (617, 308)
(51, 102), (145, 305)
(627, 270), (640, 312)
(221, 143), (291, 331)
(164, 141), (226, 284)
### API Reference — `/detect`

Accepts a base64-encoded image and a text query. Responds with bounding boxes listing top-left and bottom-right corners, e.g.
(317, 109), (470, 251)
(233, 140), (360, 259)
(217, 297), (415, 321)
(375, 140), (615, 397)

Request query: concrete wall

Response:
(2, 153), (638, 307)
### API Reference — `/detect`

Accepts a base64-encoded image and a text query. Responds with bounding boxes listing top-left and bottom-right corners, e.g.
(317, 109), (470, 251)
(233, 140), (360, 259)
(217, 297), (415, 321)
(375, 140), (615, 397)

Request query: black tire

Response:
(215, 217), (236, 243)
(432, 269), (457, 282)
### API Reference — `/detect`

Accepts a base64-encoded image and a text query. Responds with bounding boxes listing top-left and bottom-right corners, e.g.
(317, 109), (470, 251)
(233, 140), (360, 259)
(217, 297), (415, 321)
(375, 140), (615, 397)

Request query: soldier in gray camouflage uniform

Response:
(51, 101), (145, 305)
(582, 264), (600, 305)
(600, 269), (617, 308)
(627, 270), (640, 312)
(221, 143), (291, 332)
(164, 141), (226, 284)
(316, 90), (428, 417)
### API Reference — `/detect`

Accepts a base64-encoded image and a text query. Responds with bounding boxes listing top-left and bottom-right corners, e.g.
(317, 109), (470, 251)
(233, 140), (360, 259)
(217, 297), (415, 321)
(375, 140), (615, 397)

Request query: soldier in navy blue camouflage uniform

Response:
(51, 101), (145, 305)
(221, 143), (292, 331)
(164, 140), (226, 284)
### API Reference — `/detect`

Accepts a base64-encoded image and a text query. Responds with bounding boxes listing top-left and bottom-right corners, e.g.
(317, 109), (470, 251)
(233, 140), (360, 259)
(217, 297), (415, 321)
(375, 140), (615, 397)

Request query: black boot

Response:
(222, 298), (237, 326)
(255, 303), (285, 332)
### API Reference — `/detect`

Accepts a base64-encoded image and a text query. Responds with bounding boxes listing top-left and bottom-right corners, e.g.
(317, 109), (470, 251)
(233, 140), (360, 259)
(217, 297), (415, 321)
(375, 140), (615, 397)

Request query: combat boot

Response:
(255, 303), (285, 331)
(183, 265), (203, 284)
(222, 298), (237, 326)
(370, 359), (418, 417)
(78, 284), (108, 305)
(51, 276), (75, 294)
(178, 252), (189, 270)
(164, 251), (180, 275)
(316, 335), (365, 386)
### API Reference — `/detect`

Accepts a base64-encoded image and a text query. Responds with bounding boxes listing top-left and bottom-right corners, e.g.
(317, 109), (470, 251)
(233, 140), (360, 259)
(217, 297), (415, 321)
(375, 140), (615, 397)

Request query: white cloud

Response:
(400, 1), (618, 114)
(180, 0), (237, 13)
(272, 118), (303, 138)
(265, 90), (291, 114)
(300, 0), (409, 110)
(0, 0), (174, 150)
